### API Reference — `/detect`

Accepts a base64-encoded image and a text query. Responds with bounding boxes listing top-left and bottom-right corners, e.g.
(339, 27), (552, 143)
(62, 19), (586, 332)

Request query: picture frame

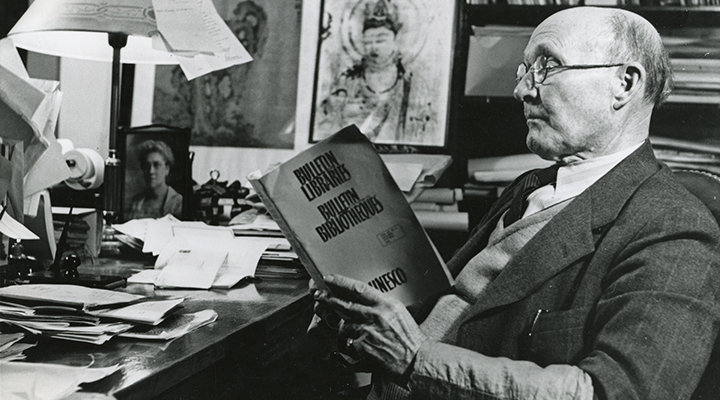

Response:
(118, 124), (192, 222)
(308, 0), (456, 148)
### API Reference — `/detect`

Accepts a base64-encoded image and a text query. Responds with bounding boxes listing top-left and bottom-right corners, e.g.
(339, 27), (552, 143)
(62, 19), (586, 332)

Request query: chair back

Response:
(674, 169), (720, 400)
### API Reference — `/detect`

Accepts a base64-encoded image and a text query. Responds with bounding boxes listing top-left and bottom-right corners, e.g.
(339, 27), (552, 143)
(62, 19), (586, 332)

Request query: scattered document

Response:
(0, 38), (70, 198)
(126, 269), (161, 285)
(380, 154), (453, 187)
(0, 342), (35, 362)
(152, 0), (253, 80)
(121, 309), (217, 340)
(0, 284), (144, 311)
(212, 239), (270, 288)
(130, 236), (274, 289)
(0, 205), (39, 240)
(384, 162), (424, 192)
(0, 333), (24, 351)
(142, 215), (193, 255)
(0, 333), (33, 361)
(154, 242), (228, 289)
(113, 217), (153, 240)
(88, 297), (184, 326)
(114, 215), (233, 256)
(0, 361), (118, 400)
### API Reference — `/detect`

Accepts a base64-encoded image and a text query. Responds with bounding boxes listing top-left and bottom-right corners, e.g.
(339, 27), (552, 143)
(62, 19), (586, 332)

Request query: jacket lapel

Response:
(459, 141), (661, 317)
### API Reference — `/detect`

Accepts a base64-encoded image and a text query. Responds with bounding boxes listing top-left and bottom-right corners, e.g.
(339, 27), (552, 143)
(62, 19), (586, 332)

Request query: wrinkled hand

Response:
(307, 278), (341, 338)
(313, 274), (427, 378)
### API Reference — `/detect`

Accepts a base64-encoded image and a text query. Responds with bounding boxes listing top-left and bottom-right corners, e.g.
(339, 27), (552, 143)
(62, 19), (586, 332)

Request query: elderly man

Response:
(310, 6), (720, 400)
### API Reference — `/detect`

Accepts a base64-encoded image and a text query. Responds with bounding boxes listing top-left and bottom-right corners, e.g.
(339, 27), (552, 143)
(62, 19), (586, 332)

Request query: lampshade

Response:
(8, 0), (177, 65)
(7, 0), (186, 223)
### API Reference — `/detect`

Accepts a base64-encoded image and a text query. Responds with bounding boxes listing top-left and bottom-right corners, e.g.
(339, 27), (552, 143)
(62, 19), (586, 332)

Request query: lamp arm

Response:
(103, 33), (128, 224)
(108, 32), (127, 154)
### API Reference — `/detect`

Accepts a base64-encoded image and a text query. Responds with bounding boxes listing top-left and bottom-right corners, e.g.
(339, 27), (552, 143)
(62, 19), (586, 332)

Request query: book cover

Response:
(248, 125), (453, 305)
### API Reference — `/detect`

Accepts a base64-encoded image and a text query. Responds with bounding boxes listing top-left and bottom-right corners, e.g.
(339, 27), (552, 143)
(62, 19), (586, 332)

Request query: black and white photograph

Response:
(1, 0), (719, 399)
(119, 125), (191, 222)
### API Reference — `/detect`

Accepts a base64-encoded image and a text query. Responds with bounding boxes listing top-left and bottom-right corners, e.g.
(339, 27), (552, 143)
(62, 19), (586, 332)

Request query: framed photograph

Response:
(118, 125), (192, 222)
(309, 0), (456, 147)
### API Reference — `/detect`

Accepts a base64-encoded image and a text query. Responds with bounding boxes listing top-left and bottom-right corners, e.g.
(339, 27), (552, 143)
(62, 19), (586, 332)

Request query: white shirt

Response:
(522, 143), (644, 219)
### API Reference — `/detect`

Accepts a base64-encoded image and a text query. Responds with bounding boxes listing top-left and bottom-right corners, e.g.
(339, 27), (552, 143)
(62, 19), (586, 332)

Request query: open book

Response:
(248, 125), (453, 305)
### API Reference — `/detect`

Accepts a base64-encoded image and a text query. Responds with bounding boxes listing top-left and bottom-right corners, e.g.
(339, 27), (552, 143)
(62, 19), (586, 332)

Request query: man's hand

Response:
(313, 274), (428, 378)
(307, 278), (341, 337)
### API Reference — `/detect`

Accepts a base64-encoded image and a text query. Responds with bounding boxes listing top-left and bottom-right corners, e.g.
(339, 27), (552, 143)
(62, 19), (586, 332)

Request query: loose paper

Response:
(152, 0), (253, 80)
(0, 361), (119, 400)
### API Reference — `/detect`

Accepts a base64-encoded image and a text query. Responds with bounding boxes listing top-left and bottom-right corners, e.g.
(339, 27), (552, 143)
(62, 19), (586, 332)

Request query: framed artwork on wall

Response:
(118, 125), (192, 222)
(308, 0), (456, 148)
(151, 0), (303, 149)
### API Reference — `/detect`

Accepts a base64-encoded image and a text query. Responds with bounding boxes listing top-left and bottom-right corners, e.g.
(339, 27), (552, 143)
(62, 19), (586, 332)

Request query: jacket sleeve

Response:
(577, 205), (720, 400)
(408, 341), (594, 400)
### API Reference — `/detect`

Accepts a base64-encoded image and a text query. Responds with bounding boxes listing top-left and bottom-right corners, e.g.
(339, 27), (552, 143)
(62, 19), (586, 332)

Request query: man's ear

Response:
(612, 62), (645, 110)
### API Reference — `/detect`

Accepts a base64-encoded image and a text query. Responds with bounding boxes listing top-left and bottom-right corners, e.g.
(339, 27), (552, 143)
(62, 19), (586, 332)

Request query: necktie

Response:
(503, 164), (560, 227)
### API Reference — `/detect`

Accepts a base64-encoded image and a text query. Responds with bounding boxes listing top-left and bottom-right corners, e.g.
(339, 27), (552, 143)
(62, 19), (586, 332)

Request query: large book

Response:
(248, 125), (453, 305)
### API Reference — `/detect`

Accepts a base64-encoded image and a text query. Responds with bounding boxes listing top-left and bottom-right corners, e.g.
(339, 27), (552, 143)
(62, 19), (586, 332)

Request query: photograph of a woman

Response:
(125, 140), (183, 220)
(120, 125), (190, 222)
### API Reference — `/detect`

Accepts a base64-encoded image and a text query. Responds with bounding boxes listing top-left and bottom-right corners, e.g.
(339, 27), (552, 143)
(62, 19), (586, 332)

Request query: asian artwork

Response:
(310, 0), (455, 146)
(152, 0), (302, 149)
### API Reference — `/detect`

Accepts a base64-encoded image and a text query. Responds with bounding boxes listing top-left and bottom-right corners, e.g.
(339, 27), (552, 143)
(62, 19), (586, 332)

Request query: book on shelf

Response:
(248, 125), (453, 305)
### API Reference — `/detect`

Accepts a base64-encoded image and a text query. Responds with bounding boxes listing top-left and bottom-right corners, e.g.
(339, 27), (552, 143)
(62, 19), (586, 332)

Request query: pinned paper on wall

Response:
(152, 0), (253, 80)
(464, 26), (533, 97)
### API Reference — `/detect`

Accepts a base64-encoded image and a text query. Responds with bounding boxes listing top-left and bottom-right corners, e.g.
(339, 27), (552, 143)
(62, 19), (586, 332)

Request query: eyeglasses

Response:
(516, 55), (626, 88)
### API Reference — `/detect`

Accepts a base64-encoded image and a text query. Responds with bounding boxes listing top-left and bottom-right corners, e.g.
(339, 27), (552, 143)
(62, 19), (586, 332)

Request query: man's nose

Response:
(513, 73), (538, 103)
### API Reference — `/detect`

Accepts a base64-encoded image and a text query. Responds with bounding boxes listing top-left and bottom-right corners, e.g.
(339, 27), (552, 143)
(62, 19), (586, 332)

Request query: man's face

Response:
(513, 13), (617, 161)
(362, 26), (397, 66)
(141, 152), (170, 189)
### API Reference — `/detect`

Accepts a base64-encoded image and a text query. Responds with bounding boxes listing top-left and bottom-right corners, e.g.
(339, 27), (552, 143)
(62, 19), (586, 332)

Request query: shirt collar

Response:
(553, 142), (644, 202)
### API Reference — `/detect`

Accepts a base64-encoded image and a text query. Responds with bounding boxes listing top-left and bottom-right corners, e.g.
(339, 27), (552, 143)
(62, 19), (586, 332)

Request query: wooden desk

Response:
(18, 263), (341, 400)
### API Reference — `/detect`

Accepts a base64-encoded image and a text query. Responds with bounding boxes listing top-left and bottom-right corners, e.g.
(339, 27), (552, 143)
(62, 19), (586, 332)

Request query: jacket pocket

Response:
(522, 306), (592, 366)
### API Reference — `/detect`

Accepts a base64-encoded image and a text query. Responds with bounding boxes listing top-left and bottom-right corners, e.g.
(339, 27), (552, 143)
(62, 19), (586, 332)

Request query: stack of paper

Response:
(0, 285), (187, 344)
(120, 309), (218, 340)
(128, 235), (278, 289)
(230, 212), (284, 237)
(255, 242), (307, 280)
(670, 58), (720, 103)
(650, 136), (720, 176)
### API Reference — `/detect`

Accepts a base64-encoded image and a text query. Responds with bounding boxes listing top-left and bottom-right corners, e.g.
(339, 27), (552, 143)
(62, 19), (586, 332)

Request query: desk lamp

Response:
(8, 0), (179, 224)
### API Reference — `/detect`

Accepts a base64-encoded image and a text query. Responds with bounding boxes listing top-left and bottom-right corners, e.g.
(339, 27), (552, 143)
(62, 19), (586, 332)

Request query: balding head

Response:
(535, 7), (672, 106)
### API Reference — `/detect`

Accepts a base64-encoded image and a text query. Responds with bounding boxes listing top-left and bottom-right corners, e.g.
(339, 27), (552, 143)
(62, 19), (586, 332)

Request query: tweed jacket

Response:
(408, 142), (720, 400)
